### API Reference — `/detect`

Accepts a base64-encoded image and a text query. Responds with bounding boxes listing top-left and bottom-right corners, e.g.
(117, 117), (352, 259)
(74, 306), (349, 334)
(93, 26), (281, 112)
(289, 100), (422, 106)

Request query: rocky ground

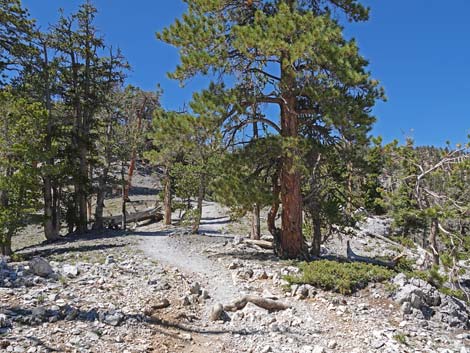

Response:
(1, 201), (469, 353)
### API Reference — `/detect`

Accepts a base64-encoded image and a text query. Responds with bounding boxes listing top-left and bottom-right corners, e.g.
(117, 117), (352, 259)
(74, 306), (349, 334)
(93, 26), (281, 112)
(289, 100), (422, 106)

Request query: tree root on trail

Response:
(223, 295), (290, 312)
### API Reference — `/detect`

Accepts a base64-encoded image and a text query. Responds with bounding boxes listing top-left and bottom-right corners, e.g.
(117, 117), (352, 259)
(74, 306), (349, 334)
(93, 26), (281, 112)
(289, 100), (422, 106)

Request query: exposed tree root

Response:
(224, 295), (290, 312)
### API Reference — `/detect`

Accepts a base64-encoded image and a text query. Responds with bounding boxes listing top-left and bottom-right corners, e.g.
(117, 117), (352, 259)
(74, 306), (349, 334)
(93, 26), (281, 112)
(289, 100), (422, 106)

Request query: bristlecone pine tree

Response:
(158, 0), (383, 258)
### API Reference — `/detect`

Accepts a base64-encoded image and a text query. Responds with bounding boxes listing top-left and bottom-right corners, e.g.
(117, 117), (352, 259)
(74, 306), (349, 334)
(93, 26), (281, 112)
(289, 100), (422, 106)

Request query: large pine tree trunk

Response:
(251, 120), (261, 240)
(42, 42), (61, 242)
(163, 167), (172, 226)
(192, 174), (206, 234)
(279, 93), (304, 259)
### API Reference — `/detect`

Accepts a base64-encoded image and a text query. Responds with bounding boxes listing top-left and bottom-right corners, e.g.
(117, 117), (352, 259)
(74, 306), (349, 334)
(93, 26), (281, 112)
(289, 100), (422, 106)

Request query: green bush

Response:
(285, 260), (394, 295)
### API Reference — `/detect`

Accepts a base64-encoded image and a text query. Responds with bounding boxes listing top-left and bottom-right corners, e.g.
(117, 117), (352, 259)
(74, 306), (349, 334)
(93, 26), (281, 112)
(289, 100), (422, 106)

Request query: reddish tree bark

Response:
(279, 95), (304, 258)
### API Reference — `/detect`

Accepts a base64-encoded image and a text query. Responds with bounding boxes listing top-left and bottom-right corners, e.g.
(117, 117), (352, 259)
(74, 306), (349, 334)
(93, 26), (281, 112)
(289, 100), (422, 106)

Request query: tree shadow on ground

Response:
(208, 250), (278, 262)
(17, 243), (127, 260)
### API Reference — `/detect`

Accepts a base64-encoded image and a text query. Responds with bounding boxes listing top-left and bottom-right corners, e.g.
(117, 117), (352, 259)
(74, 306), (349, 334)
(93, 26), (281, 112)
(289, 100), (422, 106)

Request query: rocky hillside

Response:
(1, 202), (469, 353)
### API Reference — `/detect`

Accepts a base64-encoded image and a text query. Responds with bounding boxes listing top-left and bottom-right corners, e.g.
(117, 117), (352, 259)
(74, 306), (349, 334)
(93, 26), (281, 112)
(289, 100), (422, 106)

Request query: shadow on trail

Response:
(209, 250), (278, 262)
(200, 219), (231, 226)
(17, 243), (127, 260)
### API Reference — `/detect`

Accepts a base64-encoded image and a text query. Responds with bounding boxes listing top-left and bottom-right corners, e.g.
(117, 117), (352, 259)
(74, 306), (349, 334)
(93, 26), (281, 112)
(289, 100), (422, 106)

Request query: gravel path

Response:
(138, 201), (239, 306)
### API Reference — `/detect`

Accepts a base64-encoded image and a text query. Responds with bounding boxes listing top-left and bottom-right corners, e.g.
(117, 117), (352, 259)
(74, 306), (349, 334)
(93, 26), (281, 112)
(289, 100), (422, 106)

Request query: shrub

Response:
(285, 260), (394, 295)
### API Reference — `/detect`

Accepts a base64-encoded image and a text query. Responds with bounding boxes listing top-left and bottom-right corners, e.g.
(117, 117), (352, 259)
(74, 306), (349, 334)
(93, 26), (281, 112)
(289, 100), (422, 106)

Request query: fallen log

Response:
(224, 295), (290, 312)
(103, 207), (163, 228)
(346, 241), (404, 269)
(244, 239), (273, 250)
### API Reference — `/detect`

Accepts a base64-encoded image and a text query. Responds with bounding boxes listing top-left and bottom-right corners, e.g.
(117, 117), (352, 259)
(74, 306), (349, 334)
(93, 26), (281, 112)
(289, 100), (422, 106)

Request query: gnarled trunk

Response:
(43, 178), (61, 241)
(192, 173), (206, 234)
(76, 144), (88, 233)
(163, 167), (172, 226)
(0, 232), (12, 256)
(93, 167), (108, 230)
(429, 218), (440, 266)
(267, 168), (280, 237)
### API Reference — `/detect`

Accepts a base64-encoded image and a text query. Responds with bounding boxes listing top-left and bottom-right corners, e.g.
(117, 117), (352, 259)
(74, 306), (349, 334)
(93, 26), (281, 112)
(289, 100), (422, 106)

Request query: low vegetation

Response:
(285, 260), (394, 295)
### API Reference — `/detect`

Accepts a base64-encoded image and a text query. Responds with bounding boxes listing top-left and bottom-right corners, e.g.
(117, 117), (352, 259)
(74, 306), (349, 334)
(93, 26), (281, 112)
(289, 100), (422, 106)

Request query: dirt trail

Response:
(138, 201), (239, 305)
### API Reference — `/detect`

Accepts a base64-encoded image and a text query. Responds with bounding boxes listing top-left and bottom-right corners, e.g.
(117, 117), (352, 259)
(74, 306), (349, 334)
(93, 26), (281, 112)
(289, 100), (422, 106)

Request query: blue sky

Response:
(22, 0), (470, 146)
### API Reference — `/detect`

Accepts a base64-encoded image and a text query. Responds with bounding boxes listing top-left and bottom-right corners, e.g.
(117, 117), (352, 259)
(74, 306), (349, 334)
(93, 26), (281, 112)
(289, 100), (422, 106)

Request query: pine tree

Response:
(0, 90), (46, 255)
(158, 0), (383, 258)
(49, 3), (127, 233)
(0, 0), (34, 83)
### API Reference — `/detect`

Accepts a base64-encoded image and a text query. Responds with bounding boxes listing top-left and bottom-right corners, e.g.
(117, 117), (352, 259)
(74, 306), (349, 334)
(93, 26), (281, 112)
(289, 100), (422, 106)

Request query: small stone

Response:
(327, 340), (337, 349)
(296, 285), (309, 299)
(258, 271), (269, 279)
(210, 303), (224, 321)
(0, 314), (10, 328)
(105, 255), (115, 265)
(103, 312), (123, 326)
(201, 289), (210, 299)
(237, 268), (254, 280)
(32, 306), (47, 320)
(182, 296), (191, 306)
(179, 333), (192, 341)
(62, 264), (79, 278)
(86, 331), (100, 341)
(401, 302), (412, 315)
(189, 282), (201, 295)
(228, 261), (242, 270)
(261, 346), (272, 353)
(312, 346), (326, 353)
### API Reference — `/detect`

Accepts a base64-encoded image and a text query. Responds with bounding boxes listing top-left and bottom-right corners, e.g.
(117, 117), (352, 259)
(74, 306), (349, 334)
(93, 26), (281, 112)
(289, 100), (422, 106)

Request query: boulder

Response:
(28, 257), (54, 278)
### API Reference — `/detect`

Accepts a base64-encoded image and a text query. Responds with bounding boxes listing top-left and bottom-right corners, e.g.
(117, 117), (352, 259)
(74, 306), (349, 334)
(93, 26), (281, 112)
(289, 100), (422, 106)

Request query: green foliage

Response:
(0, 0), (35, 83)
(285, 260), (394, 294)
(380, 138), (470, 279)
(393, 333), (407, 345)
(213, 136), (280, 214)
(0, 90), (47, 253)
